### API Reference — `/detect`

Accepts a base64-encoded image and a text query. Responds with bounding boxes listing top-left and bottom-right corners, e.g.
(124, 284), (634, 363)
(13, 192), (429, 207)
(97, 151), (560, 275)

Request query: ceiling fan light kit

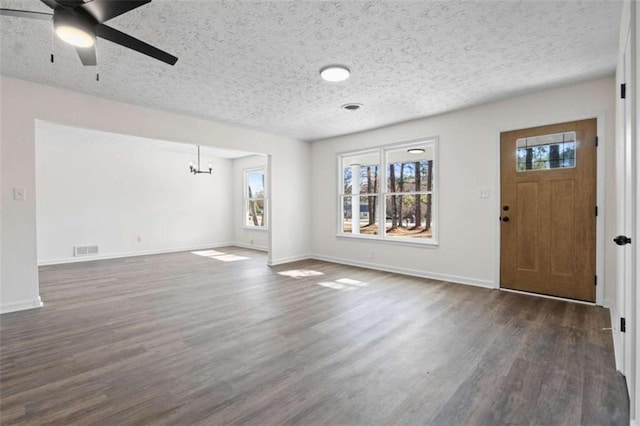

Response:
(0, 0), (178, 70)
(54, 11), (95, 47)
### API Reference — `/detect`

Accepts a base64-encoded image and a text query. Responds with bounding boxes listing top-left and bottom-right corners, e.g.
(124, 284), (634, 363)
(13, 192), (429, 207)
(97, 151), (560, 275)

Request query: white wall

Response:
(232, 155), (269, 251)
(1, 77), (41, 313)
(35, 123), (233, 264)
(0, 76), (311, 314)
(311, 78), (617, 301)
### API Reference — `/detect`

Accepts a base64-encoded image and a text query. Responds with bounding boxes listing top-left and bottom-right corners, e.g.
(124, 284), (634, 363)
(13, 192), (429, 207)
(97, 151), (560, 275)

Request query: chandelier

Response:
(189, 146), (212, 175)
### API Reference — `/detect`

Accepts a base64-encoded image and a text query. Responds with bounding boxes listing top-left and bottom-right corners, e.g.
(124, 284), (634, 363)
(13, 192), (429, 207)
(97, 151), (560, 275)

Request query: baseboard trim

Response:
(267, 254), (312, 266)
(38, 243), (236, 266)
(0, 296), (43, 314)
(309, 254), (496, 289)
(232, 242), (268, 252)
(602, 298), (623, 373)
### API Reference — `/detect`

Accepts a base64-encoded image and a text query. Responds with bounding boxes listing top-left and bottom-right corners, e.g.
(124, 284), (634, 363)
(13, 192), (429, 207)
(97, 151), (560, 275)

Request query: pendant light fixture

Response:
(189, 146), (212, 175)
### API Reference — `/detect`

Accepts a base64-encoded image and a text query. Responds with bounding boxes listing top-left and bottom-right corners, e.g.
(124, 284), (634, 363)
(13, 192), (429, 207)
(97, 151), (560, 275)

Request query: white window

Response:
(338, 139), (438, 245)
(244, 167), (267, 229)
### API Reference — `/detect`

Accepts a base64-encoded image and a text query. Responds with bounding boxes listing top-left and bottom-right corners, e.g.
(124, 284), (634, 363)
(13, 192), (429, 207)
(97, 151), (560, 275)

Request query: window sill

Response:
(335, 233), (438, 248)
(242, 226), (268, 232)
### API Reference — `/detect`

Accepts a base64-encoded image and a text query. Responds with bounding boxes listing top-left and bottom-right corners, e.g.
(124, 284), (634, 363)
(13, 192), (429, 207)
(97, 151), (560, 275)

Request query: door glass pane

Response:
(516, 131), (576, 171)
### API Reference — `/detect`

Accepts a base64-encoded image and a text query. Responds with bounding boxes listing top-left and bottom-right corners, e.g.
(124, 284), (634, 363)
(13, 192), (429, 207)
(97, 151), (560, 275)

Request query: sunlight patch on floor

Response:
(335, 278), (368, 287)
(192, 250), (227, 257)
(318, 281), (355, 291)
(317, 277), (368, 291)
(278, 269), (324, 278)
(215, 254), (250, 262)
(191, 250), (249, 262)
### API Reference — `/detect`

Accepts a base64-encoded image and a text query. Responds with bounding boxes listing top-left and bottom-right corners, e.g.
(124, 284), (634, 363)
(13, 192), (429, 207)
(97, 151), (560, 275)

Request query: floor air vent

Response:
(74, 245), (99, 257)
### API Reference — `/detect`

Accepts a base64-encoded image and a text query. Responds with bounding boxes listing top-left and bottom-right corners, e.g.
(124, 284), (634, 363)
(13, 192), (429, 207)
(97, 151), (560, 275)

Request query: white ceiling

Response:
(36, 120), (256, 159)
(0, 0), (622, 141)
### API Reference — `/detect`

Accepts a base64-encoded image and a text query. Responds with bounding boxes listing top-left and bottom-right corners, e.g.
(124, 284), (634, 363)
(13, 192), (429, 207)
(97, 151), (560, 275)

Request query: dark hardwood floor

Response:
(0, 247), (629, 425)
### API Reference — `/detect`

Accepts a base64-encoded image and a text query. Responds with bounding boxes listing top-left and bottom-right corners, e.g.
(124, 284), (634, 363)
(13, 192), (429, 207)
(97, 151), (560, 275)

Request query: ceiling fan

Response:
(0, 0), (178, 66)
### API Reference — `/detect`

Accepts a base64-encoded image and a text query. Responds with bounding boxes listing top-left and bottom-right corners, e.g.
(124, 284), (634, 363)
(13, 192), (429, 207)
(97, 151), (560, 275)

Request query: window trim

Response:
(336, 137), (439, 246)
(243, 166), (268, 230)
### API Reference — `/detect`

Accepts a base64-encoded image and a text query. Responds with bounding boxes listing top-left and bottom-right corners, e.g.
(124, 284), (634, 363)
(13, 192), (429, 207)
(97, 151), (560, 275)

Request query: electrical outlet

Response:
(370, 252), (375, 259)
(479, 189), (490, 198)
(250, 239), (254, 245)
(137, 236), (143, 243)
(13, 188), (26, 201)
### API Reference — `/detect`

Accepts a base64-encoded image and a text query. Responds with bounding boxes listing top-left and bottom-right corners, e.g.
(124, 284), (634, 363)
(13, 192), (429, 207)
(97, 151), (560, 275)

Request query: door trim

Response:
(494, 112), (606, 306)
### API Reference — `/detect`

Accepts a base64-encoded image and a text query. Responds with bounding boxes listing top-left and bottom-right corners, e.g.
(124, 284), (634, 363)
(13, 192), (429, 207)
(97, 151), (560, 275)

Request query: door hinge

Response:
(595, 136), (598, 147)
(621, 83), (626, 99)
(621, 317), (626, 333)
(594, 275), (597, 286)
(595, 206), (598, 217)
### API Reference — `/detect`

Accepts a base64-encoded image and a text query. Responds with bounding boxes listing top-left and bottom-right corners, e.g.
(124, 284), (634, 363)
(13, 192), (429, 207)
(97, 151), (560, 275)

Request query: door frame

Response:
(493, 111), (607, 307)
(619, 21), (637, 416)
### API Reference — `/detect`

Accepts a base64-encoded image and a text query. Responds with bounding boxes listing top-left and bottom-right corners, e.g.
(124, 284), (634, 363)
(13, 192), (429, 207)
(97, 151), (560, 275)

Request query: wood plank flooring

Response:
(0, 247), (629, 425)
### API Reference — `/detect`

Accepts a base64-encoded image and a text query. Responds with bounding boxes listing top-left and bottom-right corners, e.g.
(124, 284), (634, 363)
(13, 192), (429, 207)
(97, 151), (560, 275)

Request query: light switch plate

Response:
(13, 188), (26, 201)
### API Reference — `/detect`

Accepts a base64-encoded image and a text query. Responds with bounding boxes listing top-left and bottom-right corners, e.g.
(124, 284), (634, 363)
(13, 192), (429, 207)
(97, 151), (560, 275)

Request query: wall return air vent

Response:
(74, 245), (99, 257)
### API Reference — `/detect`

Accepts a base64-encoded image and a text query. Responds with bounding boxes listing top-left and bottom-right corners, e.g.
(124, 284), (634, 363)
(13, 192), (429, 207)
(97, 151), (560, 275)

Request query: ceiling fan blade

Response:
(76, 45), (96, 66)
(0, 8), (52, 20)
(53, 0), (86, 7)
(96, 24), (177, 65)
(80, 0), (150, 23)
(40, 0), (60, 10)
(40, 0), (85, 10)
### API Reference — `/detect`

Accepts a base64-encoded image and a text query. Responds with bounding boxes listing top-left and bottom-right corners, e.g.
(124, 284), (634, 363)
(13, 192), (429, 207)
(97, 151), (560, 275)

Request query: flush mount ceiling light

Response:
(407, 148), (426, 154)
(320, 65), (351, 82)
(342, 103), (363, 111)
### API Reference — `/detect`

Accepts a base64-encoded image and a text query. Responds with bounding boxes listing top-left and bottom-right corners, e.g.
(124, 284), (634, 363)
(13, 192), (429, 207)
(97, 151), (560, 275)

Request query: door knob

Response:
(501, 217), (510, 222)
(613, 235), (632, 246)
(502, 205), (509, 211)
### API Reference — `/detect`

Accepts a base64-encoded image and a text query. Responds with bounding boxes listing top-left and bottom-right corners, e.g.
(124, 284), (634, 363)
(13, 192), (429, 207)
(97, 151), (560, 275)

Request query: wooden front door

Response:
(500, 119), (597, 302)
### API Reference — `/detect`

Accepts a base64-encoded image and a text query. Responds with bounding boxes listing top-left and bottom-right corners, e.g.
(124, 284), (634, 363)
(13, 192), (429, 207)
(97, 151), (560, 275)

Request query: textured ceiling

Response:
(0, 0), (622, 141)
